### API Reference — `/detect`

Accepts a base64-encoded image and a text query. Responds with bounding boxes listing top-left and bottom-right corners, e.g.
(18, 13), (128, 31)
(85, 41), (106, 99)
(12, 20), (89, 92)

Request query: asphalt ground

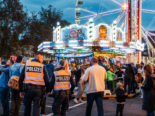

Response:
(0, 95), (151, 116)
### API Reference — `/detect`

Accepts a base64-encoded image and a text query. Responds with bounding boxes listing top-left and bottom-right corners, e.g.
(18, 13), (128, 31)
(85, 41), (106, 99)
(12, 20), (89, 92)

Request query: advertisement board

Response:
(61, 25), (88, 41)
(94, 24), (112, 41)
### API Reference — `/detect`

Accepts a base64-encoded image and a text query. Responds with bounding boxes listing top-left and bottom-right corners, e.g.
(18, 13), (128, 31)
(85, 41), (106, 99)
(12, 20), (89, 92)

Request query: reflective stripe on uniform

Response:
(54, 82), (70, 86)
(24, 79), (44, 82)
(54, 70), (70, 91)
(54, 87), (70, 91)
(54, 84), (70, 88)
(24, 81), (45, 85)
(24, 61), (45, 85)
(24, 77), (44, 80)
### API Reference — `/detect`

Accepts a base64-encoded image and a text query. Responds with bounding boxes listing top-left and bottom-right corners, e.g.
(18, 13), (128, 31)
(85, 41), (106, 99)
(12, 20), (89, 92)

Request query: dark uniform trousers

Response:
(52, 90), (69, 116)
(40, 88), (46, 115)
(24, 85), (44, 116)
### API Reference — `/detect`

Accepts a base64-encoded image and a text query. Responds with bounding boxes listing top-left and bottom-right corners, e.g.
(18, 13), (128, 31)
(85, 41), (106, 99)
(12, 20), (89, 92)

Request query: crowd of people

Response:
(0, 54), (155, 116)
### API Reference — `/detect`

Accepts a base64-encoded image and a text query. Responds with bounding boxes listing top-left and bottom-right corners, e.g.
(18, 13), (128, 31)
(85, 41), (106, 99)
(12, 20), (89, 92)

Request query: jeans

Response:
(147, 111), (154, 116)
(86, 92), (104, 116)
(10, 89), (21, 116)
(107, 81), (113, 92)
(116, 104), (124, 116)
(0, 87), (10, 116)
(24, 87), (42, 116)
(75, 81), (84, 99)
(124, 80), (132, 94)
(52, 90), (69, 116)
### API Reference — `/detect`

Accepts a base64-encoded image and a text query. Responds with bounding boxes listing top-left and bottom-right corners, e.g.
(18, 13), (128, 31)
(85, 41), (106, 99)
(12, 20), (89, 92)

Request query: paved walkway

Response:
(0, 96), (148, 116)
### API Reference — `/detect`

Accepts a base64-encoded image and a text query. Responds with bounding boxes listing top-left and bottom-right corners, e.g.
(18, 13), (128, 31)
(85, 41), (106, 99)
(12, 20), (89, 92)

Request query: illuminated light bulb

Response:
(121, 2), (128, 11)
(113, 20), (117, 24)
(57, 22), (60, 26)
(89, 18), (94, 22)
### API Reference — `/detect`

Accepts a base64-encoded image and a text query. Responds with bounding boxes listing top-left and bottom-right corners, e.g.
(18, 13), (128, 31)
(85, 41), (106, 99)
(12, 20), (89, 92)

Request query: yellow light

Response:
(121, 2), (128, 11)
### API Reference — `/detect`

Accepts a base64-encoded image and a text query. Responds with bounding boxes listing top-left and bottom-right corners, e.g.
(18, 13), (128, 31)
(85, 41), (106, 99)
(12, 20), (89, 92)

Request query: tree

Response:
(0, 0), (26, 58)
(0, 2), (70, 58)
(22, 5), (70, 53)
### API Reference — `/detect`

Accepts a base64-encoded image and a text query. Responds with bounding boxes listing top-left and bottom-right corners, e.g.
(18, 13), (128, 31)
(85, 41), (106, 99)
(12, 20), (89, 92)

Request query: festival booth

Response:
(38, 20), (144, 64)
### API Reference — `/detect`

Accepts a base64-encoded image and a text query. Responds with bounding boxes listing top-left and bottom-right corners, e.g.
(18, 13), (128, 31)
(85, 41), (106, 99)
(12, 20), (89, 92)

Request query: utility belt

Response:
(53, 90), (69, 97)
(116, 102), (125, 104)
(25, 84), (45, 90)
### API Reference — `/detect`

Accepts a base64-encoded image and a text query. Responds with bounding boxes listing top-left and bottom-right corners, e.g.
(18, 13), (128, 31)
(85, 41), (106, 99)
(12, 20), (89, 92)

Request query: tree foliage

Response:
(0, 0), (70, 58)
(0, 0), (26, 58)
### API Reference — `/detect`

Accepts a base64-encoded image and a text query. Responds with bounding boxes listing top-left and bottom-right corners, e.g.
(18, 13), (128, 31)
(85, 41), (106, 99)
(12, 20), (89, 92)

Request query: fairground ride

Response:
(75, 0), (155, 63)
(38, 0), (155, 64)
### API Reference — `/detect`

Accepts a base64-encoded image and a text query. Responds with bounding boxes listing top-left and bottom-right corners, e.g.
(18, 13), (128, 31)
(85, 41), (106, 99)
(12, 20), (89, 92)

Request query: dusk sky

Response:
(20, 0), (155, 31)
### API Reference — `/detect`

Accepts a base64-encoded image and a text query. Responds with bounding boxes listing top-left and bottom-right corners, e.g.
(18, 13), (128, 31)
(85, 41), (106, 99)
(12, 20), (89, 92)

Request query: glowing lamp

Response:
(89, 18), (94, 22)
(121, 2), (128, 11)
(57, 22), (60, 26)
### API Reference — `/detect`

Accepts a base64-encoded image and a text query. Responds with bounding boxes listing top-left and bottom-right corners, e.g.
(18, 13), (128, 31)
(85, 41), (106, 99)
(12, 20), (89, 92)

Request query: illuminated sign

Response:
(61, 24), (88, 41)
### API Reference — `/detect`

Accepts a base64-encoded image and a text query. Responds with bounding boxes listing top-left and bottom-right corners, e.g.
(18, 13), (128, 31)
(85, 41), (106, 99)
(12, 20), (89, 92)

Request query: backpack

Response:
(8, 65), (21, 90)
(8, 76), (20, 90)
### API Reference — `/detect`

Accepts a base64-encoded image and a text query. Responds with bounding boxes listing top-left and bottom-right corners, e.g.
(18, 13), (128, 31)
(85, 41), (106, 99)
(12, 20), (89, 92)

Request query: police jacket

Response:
(19, 59), (50, 92)
(54, 67), (70, 91)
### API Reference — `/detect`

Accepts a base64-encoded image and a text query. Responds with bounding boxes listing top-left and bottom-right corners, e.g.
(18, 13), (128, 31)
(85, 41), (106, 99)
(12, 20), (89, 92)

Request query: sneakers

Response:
(73, 98), (79, 104)
(40, 114), (46, 116)
(79, 98), (84, 103)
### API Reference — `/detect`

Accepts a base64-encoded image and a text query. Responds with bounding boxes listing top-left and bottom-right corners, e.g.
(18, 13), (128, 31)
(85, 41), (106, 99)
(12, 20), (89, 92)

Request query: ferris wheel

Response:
(75, 0), (155, 58)
(75, 0), (128, 25)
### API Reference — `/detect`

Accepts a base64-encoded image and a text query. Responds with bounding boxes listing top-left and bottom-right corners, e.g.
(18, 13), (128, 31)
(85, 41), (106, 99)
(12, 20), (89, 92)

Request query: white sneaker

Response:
(79, 98), (84, 103)
(40, 114), (45, 116)
(73, 98), (79, 104)
(140, 95), (143, 98)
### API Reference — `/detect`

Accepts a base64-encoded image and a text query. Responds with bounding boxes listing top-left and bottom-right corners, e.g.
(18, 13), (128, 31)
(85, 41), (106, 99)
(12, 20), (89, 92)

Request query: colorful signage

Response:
(94, 24), (112, 41)
(61, 25), (88, 41)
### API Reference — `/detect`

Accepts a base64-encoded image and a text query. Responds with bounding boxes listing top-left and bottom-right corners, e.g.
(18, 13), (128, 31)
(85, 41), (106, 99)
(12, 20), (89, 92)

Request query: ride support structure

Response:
(137, 0), (142, 64)
(128, 0), (142, 64)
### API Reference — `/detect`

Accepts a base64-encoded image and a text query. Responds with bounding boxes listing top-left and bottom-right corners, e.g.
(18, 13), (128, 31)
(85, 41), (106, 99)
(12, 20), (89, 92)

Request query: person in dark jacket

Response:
(40, 60), (55, 115)
(0, 59), (14, 116)
(115, 82), (128, 116)
(19, 54), (50, 116)
(142, 64), (155, 116)
(46, 60), (55, 83)
(124, 64), (135, 94)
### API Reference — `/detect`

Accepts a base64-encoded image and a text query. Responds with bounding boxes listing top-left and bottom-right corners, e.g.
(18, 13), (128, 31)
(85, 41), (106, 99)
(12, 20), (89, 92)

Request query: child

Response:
(115, 82), (127, 116)
(107, 68), (116, 93)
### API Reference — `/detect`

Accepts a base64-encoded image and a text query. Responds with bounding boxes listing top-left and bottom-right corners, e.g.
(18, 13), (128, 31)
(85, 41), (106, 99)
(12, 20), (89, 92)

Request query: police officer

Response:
(19, 54), (49, 116)
(52, 60), (70, 116)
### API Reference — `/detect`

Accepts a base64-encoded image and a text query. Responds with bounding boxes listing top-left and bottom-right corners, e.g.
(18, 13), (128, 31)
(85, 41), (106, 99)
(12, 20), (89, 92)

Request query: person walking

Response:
(73, 65), (85, 104)
(52, 60), (71, 116)
(9, 56), (24, 116)
(142, 64), (155, 116)
(0, 59), (14, 116)
(81, 57), (107, 116)
(19, 54), (50, 116)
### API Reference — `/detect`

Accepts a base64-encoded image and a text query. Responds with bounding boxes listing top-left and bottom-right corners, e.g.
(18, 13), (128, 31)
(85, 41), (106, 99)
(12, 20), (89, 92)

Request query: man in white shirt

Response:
(82, 57), (107, 116)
